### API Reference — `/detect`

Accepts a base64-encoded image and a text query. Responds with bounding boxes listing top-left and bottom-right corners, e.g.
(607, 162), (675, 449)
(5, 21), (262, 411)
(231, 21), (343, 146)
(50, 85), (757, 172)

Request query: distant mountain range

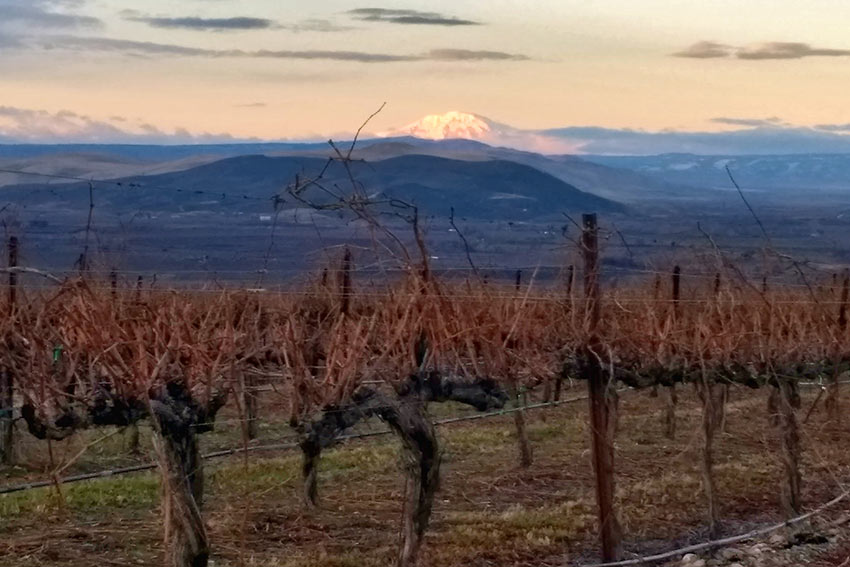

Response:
(3, 132), (850, 225)
(0, 136), (698, 209)
(346, 139), (702, 202)
(584, 153), (850, 192)
(2, 152), (623, 220)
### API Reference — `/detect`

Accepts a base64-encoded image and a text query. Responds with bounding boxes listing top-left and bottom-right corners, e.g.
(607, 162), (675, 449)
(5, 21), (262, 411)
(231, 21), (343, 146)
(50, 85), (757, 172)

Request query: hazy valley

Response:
(2, 130), (849, 283)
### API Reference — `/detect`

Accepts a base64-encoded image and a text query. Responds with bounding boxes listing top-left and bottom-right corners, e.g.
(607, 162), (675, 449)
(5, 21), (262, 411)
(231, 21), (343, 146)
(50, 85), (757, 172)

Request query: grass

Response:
(0, 474), (158, 519)
(2, 385), (850, 566)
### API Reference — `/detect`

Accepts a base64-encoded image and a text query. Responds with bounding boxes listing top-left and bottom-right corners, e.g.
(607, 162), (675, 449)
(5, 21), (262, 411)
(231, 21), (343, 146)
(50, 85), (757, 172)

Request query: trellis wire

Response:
(0, 391), (596, 496)
(582, 487), (850, 567)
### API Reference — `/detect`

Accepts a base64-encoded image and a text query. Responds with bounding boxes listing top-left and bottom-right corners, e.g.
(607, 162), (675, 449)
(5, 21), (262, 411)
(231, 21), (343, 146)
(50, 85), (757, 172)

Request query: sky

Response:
(2, 0), (850, 152)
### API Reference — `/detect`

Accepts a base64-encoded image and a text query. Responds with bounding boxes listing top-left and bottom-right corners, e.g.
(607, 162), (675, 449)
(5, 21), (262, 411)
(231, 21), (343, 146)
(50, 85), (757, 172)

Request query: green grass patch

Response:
(0, 473), (158, 519)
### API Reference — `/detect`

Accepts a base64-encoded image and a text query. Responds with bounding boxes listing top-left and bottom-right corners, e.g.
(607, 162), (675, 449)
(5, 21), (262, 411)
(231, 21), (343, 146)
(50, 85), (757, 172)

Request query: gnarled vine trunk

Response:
(300, 437), (322, 507)
(661, 384), (677, 440)
(299, 388), (439, 566)
(777, 379), (802, 519)
(241, 371), (259, 441)
(154, 421), (208, 567)
(150, 383), (225, 567)
(718, 384), (730, 434)
(296, 374), (506, 565)
(767, 385), (781, 427)
(126, 423), (141, 455)
(553, 376), (563, 401)
(297, 373), (507, 507)
(0, 368), (14, 464)
(825, 364), (842, 426)
(373, 393), (440, 567)
(697, 380), (725, 538)
(296, 388), (383, 507)
(508, 383), (532, 468)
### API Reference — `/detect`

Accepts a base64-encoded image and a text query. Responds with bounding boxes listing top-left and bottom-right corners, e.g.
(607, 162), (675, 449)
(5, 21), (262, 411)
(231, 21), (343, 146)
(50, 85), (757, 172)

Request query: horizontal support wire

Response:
(581, 487), (850, 567)
(0, 391), (597, 496)
(10, 379), (845, 495)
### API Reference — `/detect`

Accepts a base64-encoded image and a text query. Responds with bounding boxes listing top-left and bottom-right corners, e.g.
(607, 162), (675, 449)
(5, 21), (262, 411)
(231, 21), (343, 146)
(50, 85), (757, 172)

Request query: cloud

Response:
(6, 104), (850, 154)
(710, 117), (787, 128)
(348, 8), (480, 26)
(0, 105), (246, 143)
(0, 106), (130, 142)
(426, 49), (528, 61)
(121, 9), (353, 33)
(0, 34), (23, 48)
(738, 42), (850, 60)
(38, 36), (415, 61)
(250, 48), (417, 62)
(0, 0), (101, 29)
(541, 125), (850, 155)
(675, 40), (850, 60)
(41, 36), (220, 57)
(235, 102), (266, 108)
(815, 123), (850, 133)
(280, 19), (355, 33)
(673, 41), (733, 59)
(35, 35), (527, 63)
(125, 15), (276, 31)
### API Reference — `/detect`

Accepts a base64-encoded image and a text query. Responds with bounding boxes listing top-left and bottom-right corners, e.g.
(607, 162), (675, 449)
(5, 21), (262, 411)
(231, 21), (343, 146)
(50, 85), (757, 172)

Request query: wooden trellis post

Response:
(509, 269), (533, 466)
(671, 265), (681, 319)
(551, 265), (575, 402)
(778, 379), (802, 519)
(110, 269), (117, 299)
(0, 237), (17, 464)
(340, 247), (352, 316)
(7, 237), (17, 314)
(662, 266), (680, 439)
(827, 272), (848, 423)
(582, 213), (622, 561)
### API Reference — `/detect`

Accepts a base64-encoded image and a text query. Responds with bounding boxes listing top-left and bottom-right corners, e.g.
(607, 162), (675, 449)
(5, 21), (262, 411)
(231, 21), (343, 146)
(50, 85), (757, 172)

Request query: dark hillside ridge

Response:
(4, 153), (624, 219)
(0, 138), (702, 204)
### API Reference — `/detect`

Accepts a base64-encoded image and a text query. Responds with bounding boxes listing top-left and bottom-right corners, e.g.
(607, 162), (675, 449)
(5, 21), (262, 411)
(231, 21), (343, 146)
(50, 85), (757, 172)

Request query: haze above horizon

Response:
(2, 0), (850, 154)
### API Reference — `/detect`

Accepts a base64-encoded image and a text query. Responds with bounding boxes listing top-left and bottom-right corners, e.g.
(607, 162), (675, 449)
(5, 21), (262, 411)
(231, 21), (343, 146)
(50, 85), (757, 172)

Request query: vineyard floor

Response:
(2, 385), (850, 566)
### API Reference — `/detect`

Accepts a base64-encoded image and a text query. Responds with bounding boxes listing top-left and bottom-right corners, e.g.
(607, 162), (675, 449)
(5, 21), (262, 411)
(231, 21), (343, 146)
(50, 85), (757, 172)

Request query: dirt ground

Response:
(1, 384), (850, 567)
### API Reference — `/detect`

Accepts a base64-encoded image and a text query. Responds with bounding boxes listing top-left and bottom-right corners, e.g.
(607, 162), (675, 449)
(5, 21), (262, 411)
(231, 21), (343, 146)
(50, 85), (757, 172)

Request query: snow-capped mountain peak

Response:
(394, 111), (495, 140)
(382, 111), (579, 153)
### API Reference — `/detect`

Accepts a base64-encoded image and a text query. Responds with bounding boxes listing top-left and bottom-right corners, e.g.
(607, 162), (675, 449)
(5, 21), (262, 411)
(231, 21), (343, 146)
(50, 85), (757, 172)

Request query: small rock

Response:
(681, 553), (698, 564)
(717, 547), (743, 560)
(747, 545), (763, 556)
